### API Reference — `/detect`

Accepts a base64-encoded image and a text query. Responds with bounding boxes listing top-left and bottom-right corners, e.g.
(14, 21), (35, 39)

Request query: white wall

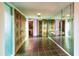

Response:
(55, 19), (59, 33)
(65, 19), (70, 50)
(25, 18), (29, 48)
(0, 3), (5, 56)
(74, 3), (79, 56)
(33, 19), (38, 36)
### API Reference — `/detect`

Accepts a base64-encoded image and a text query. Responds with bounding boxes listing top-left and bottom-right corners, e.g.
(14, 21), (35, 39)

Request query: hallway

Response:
(0, 2), (75, 56)
(16, 37), (68, 56)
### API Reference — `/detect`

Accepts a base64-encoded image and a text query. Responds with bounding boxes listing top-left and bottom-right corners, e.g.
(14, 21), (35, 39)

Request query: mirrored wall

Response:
(50, 3), (74, 55)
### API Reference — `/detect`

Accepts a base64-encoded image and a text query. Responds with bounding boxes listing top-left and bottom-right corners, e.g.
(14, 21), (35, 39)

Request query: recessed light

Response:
(66, 14), (70, 17)
(37, 13), (41, 16)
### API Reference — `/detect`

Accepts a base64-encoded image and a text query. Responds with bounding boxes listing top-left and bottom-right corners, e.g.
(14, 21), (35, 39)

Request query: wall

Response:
(6, 2), (26, 55)
(25, 18), (29, 48)
(3, 3), (13, 56)
(14, 9), (26, 53)
(33, 19), (38, 36)
(0, 3), (5, 56)
(74, 3), (79, 56)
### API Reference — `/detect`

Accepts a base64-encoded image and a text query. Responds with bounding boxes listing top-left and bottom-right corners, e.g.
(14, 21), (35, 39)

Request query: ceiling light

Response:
(37, 13), (41, 16)
(66, 14), (70, 17)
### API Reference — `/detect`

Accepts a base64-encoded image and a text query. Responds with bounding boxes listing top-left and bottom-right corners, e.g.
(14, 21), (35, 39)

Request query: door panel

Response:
(39, 20), (42, 37)
(42, 20), (48, 37)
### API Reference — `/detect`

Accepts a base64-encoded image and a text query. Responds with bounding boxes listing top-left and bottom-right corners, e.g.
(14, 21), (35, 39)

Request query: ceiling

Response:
(10, 2), (72, 17)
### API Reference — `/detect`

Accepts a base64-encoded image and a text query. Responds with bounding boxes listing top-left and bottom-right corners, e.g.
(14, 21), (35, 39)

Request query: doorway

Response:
(29, 21), (33, 37)
(38, 20), (42, 37)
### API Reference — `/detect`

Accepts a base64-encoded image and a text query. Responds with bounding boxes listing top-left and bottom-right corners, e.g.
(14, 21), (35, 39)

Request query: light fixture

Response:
(66, 14), (70, 17)
(37, 13), (41, 16)
(37, 13), (41, 17)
